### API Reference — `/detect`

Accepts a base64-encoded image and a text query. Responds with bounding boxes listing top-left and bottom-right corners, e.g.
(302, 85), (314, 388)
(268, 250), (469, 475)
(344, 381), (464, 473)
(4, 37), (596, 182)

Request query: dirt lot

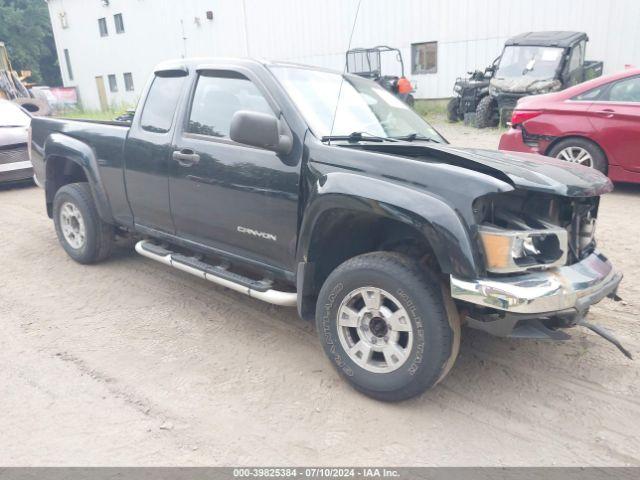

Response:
(1, 119), (639, 466)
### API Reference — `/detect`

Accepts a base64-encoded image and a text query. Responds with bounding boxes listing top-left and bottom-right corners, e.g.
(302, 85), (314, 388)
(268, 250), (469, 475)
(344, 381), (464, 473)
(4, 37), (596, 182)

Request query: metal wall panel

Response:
(47, 0), (640, 108)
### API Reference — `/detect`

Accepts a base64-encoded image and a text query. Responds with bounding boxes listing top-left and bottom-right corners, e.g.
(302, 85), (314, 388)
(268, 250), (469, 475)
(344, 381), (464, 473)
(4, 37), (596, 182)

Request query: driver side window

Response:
(187, 72), (273, 139)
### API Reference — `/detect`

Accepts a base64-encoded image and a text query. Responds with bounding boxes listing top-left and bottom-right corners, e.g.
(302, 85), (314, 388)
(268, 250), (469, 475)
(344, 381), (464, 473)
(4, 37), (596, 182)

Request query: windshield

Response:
(0, 100), (31, 127)
(495, 46), (564, 80)
(270, 66), (444, 142)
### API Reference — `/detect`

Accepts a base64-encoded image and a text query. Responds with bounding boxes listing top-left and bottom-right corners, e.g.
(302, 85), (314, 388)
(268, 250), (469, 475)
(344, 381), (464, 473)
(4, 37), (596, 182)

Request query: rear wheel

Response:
(315, 252), (460, 401)
(547, 138), (607, 174)
(53, 182), (114, 264)
(447, 97), (461, 122)
(475, 95), (498, 128)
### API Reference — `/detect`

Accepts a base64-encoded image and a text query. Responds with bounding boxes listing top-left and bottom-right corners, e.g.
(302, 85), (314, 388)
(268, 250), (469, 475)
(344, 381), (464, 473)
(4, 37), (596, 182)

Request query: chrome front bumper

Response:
(450, 252), (622, 314)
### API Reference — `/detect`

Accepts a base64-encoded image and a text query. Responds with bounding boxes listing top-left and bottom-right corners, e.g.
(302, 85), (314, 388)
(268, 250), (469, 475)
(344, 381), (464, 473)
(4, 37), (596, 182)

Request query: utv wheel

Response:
(447, 97), (461, 122)
(53, 182), (114, 264)
(405, 94), (415, 107)
(475, 95), (498, 128)
(547, 138), (607, 174)
(315, 252), (460, 401)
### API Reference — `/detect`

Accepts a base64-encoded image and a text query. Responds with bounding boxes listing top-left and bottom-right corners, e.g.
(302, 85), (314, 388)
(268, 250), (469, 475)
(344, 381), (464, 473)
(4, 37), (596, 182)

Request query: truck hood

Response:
(491, 77), (561, 94)
(348, 143), (613, 198)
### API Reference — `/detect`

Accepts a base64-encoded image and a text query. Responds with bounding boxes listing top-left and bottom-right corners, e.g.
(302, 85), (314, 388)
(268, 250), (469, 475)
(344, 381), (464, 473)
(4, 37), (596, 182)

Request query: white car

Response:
(0, 99), (32, 184)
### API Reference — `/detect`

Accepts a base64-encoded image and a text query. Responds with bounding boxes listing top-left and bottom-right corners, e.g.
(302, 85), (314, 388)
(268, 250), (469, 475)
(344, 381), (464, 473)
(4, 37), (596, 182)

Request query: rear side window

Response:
(572, 86), (605, 101)
(140, 74), (186, 133)
(605, 76), (640, 103)
(186, 72), (272, 138)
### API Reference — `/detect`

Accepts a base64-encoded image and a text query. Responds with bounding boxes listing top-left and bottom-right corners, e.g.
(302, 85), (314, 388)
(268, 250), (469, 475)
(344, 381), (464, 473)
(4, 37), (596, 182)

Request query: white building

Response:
(46, 0), (640, 110)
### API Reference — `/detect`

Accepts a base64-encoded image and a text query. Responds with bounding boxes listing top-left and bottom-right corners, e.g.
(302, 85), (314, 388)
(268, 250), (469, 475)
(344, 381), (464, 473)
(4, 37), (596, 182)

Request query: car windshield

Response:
(495, 46), (564, 80)
(270, 66), (444, 142)
(0, 100), (31, 127)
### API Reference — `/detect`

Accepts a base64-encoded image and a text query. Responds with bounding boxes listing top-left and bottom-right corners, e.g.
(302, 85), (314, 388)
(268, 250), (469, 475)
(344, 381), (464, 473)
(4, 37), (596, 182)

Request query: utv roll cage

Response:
(345, 45), (406, 79)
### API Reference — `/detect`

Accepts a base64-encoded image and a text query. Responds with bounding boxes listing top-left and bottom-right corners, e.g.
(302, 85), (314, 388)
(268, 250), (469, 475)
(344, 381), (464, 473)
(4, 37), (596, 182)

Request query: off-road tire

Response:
(53, 182), (114, 264)
(475, 95), (498, 128)
(447, 97), (461, 122)
(315, 252), (460, 402)
(546, 137), (608, 174)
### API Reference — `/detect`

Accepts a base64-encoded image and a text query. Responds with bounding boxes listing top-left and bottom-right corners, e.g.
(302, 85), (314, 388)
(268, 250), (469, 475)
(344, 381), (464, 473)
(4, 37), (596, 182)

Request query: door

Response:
(124, 71), (188, 232)
(169, 69), (300, 272)
(95, 76), (108, 111)
(564, 42), (584, 86)
(587, 75), (640, 172)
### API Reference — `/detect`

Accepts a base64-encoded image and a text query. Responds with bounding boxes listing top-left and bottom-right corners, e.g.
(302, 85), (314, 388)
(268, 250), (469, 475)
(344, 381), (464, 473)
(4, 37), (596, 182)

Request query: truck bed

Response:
(31, 116), (130, 186)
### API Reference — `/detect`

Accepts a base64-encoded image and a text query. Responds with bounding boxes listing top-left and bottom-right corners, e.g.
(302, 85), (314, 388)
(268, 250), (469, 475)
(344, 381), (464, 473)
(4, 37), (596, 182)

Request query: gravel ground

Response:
(1, 119), (639, 466)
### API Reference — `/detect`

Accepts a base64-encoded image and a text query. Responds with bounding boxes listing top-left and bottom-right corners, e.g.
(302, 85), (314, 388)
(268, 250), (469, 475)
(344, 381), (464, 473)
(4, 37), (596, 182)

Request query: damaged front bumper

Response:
(450, 252), (631, 357)
(450, 252), (621, 316)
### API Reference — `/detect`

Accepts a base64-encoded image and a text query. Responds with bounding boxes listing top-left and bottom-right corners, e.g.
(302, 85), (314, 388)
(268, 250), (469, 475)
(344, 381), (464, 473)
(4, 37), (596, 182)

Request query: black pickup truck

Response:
(31, 58), (625, 401)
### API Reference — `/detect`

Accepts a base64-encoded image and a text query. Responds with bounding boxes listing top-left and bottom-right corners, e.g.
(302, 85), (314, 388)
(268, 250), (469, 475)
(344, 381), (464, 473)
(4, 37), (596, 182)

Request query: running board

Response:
(135, 240), (297, 307)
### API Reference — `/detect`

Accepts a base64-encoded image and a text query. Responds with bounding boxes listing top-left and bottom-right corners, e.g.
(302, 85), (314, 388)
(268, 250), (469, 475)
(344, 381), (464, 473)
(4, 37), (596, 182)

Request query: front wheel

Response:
(315, 252), (460, 401)
(447, 97), (461, 122)
(475, 95), (498, 128)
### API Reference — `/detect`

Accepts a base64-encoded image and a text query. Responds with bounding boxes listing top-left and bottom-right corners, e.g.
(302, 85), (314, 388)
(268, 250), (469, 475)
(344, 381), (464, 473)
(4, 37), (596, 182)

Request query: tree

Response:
(0, 0), (62, 86)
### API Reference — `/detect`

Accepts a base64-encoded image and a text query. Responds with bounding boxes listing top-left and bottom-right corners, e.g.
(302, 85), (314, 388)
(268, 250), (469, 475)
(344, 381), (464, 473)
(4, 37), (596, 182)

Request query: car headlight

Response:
(479, 225), (568, 274)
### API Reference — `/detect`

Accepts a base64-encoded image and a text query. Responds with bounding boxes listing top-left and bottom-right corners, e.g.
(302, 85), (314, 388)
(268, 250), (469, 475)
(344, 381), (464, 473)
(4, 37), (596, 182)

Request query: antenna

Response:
(327, 0), (362, 145)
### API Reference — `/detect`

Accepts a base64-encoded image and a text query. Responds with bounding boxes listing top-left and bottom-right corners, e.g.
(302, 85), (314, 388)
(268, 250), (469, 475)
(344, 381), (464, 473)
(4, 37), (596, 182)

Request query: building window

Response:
(412, 41), (437, 74)
(108, 74), (118, 92)
(98, 17), (108, 37)
(114, 13), (125, 34)
(124, 72), (135, 91)
(63, 49), (74, 80)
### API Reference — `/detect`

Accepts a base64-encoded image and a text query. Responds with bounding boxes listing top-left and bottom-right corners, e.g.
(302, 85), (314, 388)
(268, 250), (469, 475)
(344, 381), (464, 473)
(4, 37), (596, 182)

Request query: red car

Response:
(499, 68), (640, 183)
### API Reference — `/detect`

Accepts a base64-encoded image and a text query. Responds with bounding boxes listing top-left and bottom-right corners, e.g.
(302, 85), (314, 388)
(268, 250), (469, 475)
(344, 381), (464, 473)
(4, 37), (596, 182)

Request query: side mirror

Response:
(230, 110), (292, 155)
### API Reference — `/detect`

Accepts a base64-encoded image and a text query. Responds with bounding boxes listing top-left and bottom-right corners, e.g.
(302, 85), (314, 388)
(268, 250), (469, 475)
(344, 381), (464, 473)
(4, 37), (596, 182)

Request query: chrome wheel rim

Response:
(556, 147), (593, 167)
(59, 202), (86, 249)
(337, 287), (413, 373)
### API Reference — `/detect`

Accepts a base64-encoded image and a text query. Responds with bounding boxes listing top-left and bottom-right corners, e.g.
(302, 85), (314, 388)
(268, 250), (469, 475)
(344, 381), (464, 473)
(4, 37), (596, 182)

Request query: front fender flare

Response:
(44, 133), (114, 223)
(297, 172), (482, 279)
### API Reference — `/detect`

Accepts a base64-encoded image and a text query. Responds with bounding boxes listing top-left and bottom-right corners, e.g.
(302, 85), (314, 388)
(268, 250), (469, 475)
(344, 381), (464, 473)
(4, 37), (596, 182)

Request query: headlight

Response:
(479, 225), (568, 274)
(454, 84), (462, 93)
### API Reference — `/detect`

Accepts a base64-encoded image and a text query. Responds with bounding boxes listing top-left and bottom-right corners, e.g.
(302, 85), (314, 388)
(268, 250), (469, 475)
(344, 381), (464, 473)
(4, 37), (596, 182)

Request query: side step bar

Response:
(135, 240), (297, 307)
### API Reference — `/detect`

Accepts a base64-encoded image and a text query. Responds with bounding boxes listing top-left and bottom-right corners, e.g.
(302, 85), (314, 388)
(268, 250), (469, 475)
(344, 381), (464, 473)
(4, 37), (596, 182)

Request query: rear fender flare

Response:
(44, 133), (114, 223)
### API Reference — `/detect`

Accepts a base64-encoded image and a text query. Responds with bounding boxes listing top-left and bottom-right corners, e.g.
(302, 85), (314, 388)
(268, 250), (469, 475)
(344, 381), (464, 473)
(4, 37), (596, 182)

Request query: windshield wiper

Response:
(321, 131), (397, 143)
(391, 133), (438, 142)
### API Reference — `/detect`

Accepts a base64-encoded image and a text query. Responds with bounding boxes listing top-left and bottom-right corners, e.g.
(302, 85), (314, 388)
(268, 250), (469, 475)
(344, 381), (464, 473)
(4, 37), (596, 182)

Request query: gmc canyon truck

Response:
(31, 58), (627, 401)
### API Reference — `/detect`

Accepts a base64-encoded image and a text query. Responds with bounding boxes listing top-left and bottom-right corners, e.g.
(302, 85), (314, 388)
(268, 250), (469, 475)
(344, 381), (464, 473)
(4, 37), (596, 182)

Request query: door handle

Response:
(172, 149), (200, 167)
(595, 108), (615, 118)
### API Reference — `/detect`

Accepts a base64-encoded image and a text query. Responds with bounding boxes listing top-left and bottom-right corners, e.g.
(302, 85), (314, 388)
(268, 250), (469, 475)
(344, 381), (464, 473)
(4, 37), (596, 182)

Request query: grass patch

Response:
(413, 98), (449, 118)
(54, 106), (134, 121)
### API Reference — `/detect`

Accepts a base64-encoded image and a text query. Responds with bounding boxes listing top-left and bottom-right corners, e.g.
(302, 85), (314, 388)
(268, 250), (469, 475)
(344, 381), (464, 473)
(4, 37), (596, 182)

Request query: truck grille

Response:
(0, 144), (29, 166)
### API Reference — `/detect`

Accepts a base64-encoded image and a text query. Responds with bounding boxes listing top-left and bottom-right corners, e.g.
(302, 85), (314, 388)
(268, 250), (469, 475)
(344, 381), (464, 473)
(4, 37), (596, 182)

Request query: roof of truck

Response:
(505, 31), (588, 48)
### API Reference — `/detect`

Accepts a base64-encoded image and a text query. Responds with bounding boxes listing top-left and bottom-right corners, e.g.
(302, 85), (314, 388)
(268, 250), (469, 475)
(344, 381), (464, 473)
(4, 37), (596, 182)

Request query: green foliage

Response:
(0, 0), (61, 86)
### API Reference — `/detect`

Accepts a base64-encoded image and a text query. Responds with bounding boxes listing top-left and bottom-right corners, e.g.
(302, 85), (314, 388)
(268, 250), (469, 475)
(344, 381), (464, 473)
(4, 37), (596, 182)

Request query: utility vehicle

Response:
(447, 58), (498, 123)
(346, 45), (415, 106)
(476, 31), (604, 128)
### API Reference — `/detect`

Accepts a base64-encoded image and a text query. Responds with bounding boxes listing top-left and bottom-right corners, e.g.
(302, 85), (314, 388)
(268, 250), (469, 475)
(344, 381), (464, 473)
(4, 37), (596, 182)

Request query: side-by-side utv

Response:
(346, 45), (415, 106)
(475, 31), (603, 128)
